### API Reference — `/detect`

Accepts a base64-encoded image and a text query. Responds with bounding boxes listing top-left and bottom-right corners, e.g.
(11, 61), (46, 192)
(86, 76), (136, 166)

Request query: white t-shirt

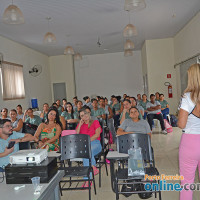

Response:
(180, 92), (200, 134)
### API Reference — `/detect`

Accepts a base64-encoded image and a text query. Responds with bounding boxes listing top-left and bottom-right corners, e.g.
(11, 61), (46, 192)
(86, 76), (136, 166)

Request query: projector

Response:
(9, 149), (48, 165)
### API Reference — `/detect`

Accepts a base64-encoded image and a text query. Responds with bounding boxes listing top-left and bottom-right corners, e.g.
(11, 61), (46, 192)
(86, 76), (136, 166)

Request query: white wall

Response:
(74, 51), (144, 100)
(49, 55), (76, 102)
(0, 35), (52, 111)
(142, 38), (178, 113)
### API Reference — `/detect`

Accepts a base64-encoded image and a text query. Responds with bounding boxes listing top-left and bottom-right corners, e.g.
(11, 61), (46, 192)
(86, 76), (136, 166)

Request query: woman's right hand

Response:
(79, 119), (85, 126)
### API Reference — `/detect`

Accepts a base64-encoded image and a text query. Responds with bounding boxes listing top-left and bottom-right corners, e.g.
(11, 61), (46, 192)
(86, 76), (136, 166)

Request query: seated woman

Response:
(40, 103), (49, 122)
(16, 105), (24, 120)
(159, 94), (169, 120)
(34, 106), (62, 152)
(10, 109), (23, 132)
(74, 100), (83, 113)
(130, 97), (144, 117)
(23, 108), (42, 126)
(61, 102), (79, 130)
(117, 107), (151, 138)
(120, 99), (132, 125)
(76, 106), (102, 187)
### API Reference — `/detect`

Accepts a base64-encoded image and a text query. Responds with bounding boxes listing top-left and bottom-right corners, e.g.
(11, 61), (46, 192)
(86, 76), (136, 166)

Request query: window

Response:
(0, 61), (25, 100)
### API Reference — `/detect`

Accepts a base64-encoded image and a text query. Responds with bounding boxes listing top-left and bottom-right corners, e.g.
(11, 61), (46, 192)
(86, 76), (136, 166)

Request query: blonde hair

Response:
(184, 63), (200, 104)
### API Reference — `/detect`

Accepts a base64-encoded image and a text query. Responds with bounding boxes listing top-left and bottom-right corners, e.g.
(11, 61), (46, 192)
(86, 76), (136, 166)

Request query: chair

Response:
(94, 119), (109, 187)
(59, 134), (96, 200)
(115, 133), (161, 200)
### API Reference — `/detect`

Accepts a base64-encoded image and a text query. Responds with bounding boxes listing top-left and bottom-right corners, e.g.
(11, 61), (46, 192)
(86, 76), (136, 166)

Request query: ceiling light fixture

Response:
(3, 0), (24, 24)
(124, 49), (133, 57)
(74, 53), (82, 61)
(123, 11), (137, 37)
(124, 0), (146, 12)
(64, 35), (74, 55)
(124, 39), (134, 50)
(44, 17), (56, 44)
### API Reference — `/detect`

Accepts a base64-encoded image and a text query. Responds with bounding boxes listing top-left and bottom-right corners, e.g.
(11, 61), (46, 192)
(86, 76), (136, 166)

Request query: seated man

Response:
(91, 99), (106, 120)
(0, 119), (34, 171)
(0, 108), (10, 119)
(23, 108), (42, 126)
(146, 94), (167, 134)
(83, 96), (93, 109)
(16, 105), (24, 120)
(159, 94), (170, 120)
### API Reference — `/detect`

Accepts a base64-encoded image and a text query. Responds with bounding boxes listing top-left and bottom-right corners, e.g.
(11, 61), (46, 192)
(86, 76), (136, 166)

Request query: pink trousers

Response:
(179, 133), (200, 200)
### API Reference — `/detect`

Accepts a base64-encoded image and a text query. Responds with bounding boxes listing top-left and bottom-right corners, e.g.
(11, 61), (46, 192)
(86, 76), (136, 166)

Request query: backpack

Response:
(170, 115), (178, 127)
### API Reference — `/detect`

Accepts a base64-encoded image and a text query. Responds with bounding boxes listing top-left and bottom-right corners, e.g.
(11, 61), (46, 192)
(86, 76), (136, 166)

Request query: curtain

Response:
(0, 61), (25, 100)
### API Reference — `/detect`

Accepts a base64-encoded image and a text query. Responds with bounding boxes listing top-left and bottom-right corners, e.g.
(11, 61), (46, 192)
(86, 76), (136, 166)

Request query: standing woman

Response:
(178, 64), (200, 200)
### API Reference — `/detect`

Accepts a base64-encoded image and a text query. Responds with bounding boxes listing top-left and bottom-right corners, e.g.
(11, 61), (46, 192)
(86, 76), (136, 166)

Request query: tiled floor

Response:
(61, 127), (200, 200)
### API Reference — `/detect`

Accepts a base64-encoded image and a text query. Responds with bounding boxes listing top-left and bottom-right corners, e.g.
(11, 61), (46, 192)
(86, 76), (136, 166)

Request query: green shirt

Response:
(139, 100), (149, 110)
(57, 106), (62, 116)
(25, 115), (42, 126)
(120, 111), (131, 120)
(91, 108), (105, 117)
(61, 111), (78, 120)
(110, 102), (121, 113)
(159, 100), (168, 108)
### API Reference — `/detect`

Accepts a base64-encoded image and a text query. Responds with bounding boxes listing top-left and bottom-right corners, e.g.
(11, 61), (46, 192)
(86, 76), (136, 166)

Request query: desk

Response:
(0, 170), (64, 200)
(106, 151), (128, 193)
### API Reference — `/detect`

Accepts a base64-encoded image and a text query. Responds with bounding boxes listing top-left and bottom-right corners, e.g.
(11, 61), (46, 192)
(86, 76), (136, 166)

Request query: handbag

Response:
(22, 122), (38, 135)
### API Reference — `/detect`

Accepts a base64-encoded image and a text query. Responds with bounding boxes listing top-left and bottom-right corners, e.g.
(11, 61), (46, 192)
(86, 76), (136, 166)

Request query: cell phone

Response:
(7, 141), (15, 149)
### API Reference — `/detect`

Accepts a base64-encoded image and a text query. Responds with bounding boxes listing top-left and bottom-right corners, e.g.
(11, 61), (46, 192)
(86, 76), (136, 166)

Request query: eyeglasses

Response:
(80, 112), (90, 118)
(0, 125), (13, 128)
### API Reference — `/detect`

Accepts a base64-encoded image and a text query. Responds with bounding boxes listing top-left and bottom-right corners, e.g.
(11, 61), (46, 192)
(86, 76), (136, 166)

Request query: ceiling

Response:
(0, 0), (200, 56)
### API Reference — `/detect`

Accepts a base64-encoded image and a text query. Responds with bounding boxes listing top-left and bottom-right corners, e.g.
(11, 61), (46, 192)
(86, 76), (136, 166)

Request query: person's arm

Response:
(60, 116), (66, 130)
(147, 105), (161, 111)
(120, 110), (127, 125)
(43, 124), (61, 145)
(120, 104), (124, 113)
(76, 119), (84, 134)
(33, 123), (44, 142)
(0, 147), (14, 158)
(67, 119), (79, 123)
(90, 127), (101, 141)
(108, 106), (113, 119)
(147, 132), (151, 139)
(12, 119), (23, 132)
(40, 111), (44, 119)
(139, 109), (144, 116)
(117, 127), (133, 136)
(166, 104), (169, 108)
(178, 109), (188, 129)
(23, 110), (28, 122)
(14, 133), (35, 143)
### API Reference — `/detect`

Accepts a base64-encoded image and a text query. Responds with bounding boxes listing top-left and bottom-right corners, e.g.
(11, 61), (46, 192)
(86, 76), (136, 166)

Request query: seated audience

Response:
(99, 97), (116, 142)
(0, 108), (9, 119)
(62, 98), (67, 110)
(10, 109), (23, 132)
(74, 100), (83, 113)
(0, 119), (34, 170)
(23, 108), (42, 126)
(140, 94), (149, 120)
(91, 99), (106, 119)
(72, 96), (78, 109)
(83, 96), (93, 109)
(34, 106), (62, 151)
(146, 94), (167, 134)
(56, 99), (63, 115)
(40, 103), (49, 122)
(137, 94), (142, 105)
(155, 92), (160, 101)
(120, 99), (132, 124)
(110, 96), (121, 127)
(76, 107), (102, 187)
(130, 97), (144, 117)
(117, 107), (151, 138)
(61, 102), (78, 130)
(159, 94), (170, 120)
(16, 105), (24, 120)
(52, 103), (66, 130)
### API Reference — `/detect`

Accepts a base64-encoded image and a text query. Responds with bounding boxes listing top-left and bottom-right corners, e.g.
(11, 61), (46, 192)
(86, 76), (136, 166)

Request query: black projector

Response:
(5, 157), (58, 184)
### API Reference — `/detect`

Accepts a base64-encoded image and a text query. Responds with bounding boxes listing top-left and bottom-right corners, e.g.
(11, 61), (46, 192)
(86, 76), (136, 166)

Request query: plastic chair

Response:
(115, 133), (161, 200)
(59, 134), (96, 200)
(94, 119), (109, 187)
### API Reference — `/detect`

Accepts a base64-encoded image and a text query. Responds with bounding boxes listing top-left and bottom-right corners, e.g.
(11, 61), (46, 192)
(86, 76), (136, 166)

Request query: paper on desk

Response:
(107, 151), (129, 159)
